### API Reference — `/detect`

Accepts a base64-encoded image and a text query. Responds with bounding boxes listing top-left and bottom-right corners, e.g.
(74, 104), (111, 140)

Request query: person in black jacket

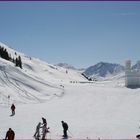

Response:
(61, 121), (68, 138)
(5, 128), (15, 140)
(11, 104), (15, 116)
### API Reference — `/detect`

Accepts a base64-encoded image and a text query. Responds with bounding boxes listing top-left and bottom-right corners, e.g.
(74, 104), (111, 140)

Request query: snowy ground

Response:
(1, 82), (140, 139)
(0, 42), (140, 139)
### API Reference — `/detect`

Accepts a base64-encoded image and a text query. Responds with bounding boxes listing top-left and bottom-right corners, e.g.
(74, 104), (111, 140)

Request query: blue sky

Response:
(0, 2), (140, 68)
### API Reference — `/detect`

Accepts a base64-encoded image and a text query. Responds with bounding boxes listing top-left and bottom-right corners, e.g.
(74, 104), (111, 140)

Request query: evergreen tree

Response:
(4, 49), (10, 60)
(15, 55), (22, 69)
(0, 45), (22, 69)
(15, 57), (18, 67)
(18, 55), (22, 69)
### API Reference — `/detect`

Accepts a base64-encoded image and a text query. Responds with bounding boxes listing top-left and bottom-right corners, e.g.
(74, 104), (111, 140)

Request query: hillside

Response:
(0, 42), (87, 105)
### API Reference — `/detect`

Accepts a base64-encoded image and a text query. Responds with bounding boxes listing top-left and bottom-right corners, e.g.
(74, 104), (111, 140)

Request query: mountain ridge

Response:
(82, 62), (125, 80)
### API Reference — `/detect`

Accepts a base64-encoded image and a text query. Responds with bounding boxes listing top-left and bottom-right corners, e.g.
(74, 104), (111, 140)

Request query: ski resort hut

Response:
(125, 60), (140, 88)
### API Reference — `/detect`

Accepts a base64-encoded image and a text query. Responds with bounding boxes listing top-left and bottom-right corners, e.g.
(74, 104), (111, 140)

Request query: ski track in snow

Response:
(0, 64), (64, 104)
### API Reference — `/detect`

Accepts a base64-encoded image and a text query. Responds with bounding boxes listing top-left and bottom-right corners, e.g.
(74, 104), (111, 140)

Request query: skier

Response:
(61, 121), (68, 138)
(10, 104), (15, 116)
(42, 117), (47, 127)
(41, 123), (49, 140)
(5, 128), (15, 140)
(66, 70), (68, 74)
(34, 122), (41, 140)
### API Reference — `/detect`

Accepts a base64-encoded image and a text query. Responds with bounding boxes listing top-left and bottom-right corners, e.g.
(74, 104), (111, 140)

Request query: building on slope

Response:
(125, 60), (140, 88)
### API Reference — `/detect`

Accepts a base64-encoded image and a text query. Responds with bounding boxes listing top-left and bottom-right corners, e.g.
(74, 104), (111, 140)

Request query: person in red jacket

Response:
(11, 104), (16, 116)
(5, 128), (15, 140)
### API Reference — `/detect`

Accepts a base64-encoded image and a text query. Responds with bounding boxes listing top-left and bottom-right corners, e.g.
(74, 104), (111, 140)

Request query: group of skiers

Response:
(34, 117), (49, 140)
(4, 102), (140, 140)
(33, 118), (69, 140)
(4, 120), (68, 140)
(5, 104), (69, 140)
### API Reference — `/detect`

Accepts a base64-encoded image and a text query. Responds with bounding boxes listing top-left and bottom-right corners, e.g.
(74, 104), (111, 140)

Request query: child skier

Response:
(34, 122), (41, 140)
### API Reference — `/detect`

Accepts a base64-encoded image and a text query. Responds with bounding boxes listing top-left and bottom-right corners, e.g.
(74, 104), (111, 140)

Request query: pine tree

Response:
(0, 45), (22, 69)
(15, 55), (22, 69)
(18, 55), (22, 69)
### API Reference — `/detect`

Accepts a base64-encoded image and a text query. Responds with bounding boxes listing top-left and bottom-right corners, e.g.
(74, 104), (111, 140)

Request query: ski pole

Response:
(49, 132), (51, 140)
(68, 130), (73, 137)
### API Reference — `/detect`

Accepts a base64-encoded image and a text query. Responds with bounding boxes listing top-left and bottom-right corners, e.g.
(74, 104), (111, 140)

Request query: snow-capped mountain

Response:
(83, 62), (125, 80)
(132, 63), (140, 70)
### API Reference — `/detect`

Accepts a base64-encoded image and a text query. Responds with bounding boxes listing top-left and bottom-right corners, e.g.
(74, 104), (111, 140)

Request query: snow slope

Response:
(0, 42), (140, 139)
(1, 83), (140, 139)
(0, 42), (86, 105)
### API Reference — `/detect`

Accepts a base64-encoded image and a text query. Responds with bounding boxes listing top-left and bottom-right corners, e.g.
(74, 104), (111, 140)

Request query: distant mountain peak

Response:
(83, 62), (125, 80)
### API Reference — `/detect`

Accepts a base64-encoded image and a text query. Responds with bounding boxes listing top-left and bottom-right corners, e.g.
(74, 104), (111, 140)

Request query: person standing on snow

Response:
(34, 122), (41, 140)
(11, 104), (15, 116)
(61, 121), (68, 138)
(41, 123), (49, 140)
(5, 128), (15, 140)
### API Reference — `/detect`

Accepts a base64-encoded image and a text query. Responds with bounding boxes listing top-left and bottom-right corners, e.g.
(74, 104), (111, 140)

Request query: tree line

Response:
(0, 45), (22, 69)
